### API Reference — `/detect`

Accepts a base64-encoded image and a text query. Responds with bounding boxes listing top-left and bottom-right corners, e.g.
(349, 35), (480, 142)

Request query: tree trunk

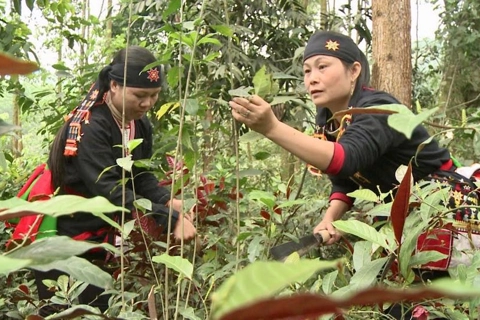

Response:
(11, 75), (22, 157)
(371, 0), (412, 107)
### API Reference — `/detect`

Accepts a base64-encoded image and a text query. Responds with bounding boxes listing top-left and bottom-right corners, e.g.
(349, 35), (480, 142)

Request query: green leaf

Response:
(31, 256), (113, 289)
(185, 98), (199, 116)
(238, 131), (264, 143)
(0, 256), (32, 275)
(134, 198), (152, 212)
(253, 151), (270, 160)
(211, 25), (234, 37)
(248, 190), (276, 209)
(252, 66), (272, 98)
(270, 96), (296, 106)
(228, 86), (253, 98)
(7, 236), (117, 264)
(157, 102), (180, 120)
(322, 270), (338, 295)
(247, 236), (263, 262)
(0, 195), (126, 222)
(26, 0), (35, 11)
(352, 241), (372, 271)
(366, 104), (412, 115)
(347, 189), (379, 202)
(52, 63), (70, 71)
(210, 259), (342, 320)
(276, 199), (307, 209)
(167, 66), (184, 88)
(238, 169), (263, 178)
(179, 307), (202, 320)
(388, 108), (439, 139)
(152, 254), (193, 279)
(127, 139), (143, 152)
(332, 257), (388, 298)
(197, 35), (221, 46)
(116, 155), (133, 172)
(162, 0), (181, 19)
(398, 215), (428, 279)
(333, 220), (390, 250)
(409, 251), (448, 268)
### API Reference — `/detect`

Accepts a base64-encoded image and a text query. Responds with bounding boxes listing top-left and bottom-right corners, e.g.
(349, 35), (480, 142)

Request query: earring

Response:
(350, 82), (355, 96)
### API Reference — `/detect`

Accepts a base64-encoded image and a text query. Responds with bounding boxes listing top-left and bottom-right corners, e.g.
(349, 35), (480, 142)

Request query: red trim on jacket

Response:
(325, 143), (345, 175)
(439, 159), (453, 171)
(329, 192), (354, 208)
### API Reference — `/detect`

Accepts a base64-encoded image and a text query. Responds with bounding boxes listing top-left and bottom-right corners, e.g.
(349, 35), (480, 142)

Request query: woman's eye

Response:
(303, 69), (310, 74)
(318, 65), (327, 70)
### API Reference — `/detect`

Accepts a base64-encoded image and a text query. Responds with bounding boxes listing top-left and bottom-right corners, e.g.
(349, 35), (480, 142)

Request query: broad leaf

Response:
(31, 256), (113, 289)
(333, 220), (391, 250)
(248, 190), (276, 209)
(228, 86), (253, 98)
(152, 254), (193, 279)
(347, 189), (379, 202)
(252, 66), (272, 98)
(185, 98), (199, 116)
(409, 251), (448, 267)
(0, 195), (126, 222)
(388, 107), (438, 139)
(7, 236), (117, 264)
(210, 259), (342, 320)
(47, 305), (109, 320)
(270, 96), (296, 106)
(0, 256), (32, 275)
(398, 215), (428, 279)
(238, 131), (264, 143)
(117, 155), (133, 172)
(127, 139), (143, 152)
(321, 270), (338, 295)
(352, 241), (372, 271)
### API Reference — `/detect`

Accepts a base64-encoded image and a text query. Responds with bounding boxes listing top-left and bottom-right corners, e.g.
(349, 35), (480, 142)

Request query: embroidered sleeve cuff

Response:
(329, 192), (353, 208)
(325, 142), (345, 175)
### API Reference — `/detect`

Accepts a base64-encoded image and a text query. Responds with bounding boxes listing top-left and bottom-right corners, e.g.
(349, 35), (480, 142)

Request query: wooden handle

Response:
(314, 229), (331, 243)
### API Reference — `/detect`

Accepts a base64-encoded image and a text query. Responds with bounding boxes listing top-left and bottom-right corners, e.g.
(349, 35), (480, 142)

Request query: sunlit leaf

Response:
(210, 259), (342, 320)
(252, 66), (272, 98)
(352, 241), (372, 271)
(270, 96), (296, 106)
(179, 307), (202, 320)
(322, 270), (338, 295)
(152, 254), (193, 279)
(238, 169), (263, 178)
(127, 139), (143, 152)
(333, 220), (391, 250)
(0, 195), (126, 222)
(134, 198), (152, 212)
(116, 155), (133, 172)
(388, 108), (438, 139)
(347, 189), (379, 202)
(211, 25), (234, 37)
(228, 86), (253, 98)
(156, 102), (180, 120)
(409, 250), (448, 268)
(162, 0), (181, 19)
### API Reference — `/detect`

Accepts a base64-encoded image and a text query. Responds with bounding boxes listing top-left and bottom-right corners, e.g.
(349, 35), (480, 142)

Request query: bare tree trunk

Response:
(106, 0), (113, 47)
(371, 0), (412, 107)
(11, 75), (22, 157)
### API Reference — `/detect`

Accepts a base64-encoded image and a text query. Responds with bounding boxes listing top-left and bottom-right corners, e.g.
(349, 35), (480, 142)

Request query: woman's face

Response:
(303, 55), (360, 110)
(110, 81), (161, 121)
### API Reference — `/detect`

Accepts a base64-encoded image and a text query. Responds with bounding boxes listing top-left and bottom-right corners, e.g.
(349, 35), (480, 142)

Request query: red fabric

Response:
(415, 228), (453, 270)
(439, 159), (453, 171)
(329, 192), (354, 208)
(325, 143), (345, 175)
(16, 163), (46, 199)
(10, 166), (55, 242)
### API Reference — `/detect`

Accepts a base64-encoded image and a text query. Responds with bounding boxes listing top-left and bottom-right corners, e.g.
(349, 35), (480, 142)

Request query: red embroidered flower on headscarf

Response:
(147, 68), (160, 82)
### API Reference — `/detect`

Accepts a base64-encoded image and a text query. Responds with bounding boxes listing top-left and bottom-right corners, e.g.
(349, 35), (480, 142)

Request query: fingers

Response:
(229, 99), (252, 119)
(314, 221), (341, 245)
